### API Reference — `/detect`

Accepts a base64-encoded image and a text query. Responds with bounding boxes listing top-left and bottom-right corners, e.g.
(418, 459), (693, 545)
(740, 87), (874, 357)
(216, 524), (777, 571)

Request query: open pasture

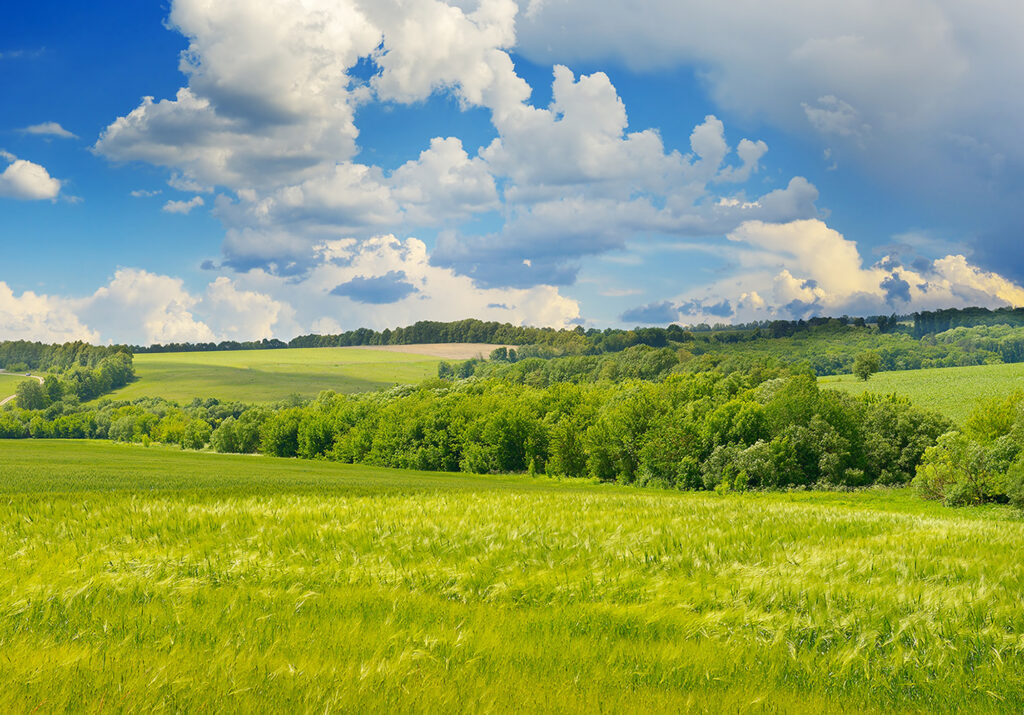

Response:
(0, 440), (1022, 712)
(0, 371), (29, 393)
(105, 346), (450, 403)
(823, 361), (1024, 423)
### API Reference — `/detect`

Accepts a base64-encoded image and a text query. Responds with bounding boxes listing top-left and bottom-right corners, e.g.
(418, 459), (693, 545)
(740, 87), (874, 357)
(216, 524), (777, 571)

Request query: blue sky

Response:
(2, 0), (1023, 345)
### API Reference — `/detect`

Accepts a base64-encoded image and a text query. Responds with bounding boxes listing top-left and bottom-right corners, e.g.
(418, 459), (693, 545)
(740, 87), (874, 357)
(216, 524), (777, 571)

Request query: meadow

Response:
(105, 346), (448, 403)
(0, 371), (27, 397)
(1, 440), (1023, 712)
(823, 361), (1024, 422)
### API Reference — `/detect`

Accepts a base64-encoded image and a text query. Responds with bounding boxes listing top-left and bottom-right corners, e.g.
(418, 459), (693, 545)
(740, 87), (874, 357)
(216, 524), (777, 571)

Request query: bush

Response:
(1007, 459), (1024, 510)
(181, 419), (212, 450)
(913, 432), (1003, 505)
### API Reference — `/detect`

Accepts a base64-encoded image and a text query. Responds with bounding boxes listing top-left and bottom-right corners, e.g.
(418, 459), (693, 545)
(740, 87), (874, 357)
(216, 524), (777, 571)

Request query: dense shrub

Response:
(914, 392), (1024, 505)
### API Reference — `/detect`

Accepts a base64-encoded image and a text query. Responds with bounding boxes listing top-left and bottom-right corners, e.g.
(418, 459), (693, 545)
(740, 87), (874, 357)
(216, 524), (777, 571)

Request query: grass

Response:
(1, 440), (1023, 712)
(0, 372), (29, 396)
(106, 347), (442, 403)
(822, 361), (1024, 423)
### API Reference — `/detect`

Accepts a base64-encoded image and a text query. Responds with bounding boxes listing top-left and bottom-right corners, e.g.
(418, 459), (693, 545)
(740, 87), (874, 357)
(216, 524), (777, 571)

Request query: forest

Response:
(5, 309), (1024, 508)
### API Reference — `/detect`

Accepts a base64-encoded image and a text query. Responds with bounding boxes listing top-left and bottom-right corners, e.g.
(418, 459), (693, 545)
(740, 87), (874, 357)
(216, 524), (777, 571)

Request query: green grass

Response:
(822, 361), (1024, 423)
(0, 372), (29, 396)
(106, 347), (441, 403)
(1, 440), (1023, 712)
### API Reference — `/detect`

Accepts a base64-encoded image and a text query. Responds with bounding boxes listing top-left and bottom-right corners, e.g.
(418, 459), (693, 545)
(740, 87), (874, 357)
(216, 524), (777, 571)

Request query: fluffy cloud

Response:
(201, 276), (293, 340)
(390, 137), (500, 223)
(75, 268), (216, 345)
(232, 234), (581, 332)
(96, 1), (816, 295)
(0, 153), (62, 200)
(94, 0), (525, 191)
(162, 196), (204, 214)
(632, 219), (1024, 325)
(0, 282), (97, 342)
(0, 233), (579, 344)
(513, 0), (1024, 225)
(20, 122), (77, 139)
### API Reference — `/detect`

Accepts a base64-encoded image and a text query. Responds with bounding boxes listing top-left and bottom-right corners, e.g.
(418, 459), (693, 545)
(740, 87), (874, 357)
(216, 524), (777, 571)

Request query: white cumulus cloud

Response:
(0, 154), (62, 200)
(0, 282), (97, 342)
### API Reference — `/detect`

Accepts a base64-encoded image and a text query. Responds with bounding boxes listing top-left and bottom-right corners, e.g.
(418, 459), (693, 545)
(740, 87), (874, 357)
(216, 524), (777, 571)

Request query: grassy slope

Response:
(822, 361), (1024, 423)
(1, 440), (1022, 713)
(0, 372), (28, 396)
(106, 347), (441, 403)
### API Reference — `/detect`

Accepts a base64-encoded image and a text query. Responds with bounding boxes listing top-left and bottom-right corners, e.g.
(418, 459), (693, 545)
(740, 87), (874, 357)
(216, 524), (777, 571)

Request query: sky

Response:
(2, 0), (1023, 345)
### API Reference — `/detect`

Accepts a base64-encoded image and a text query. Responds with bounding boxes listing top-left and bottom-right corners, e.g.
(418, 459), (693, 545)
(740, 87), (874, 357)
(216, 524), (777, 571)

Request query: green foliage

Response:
(181, 419), (212, 450)
(15, 380), (47, 410)
(914, 391), (1024, 505)
(853, 350), (881, 380)
(0, 340), (131, 372)
(2, 364), (950, 492)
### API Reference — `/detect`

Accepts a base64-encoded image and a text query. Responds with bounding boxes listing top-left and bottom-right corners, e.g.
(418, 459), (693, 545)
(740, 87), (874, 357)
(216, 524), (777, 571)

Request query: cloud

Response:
(19, 122), (77, 139)
(0, 154), (62, 200)
(94, 0), (525, 191)
(130, 189), (161, 198)
(0, 232), (581, 344)
(95, 2), (816, 295)
(75, 268), (216, 345)
(237, 234), (582, 332)
(162, 196), (205, 214)
(668, 219), (1024, 323)
(620, 301), (678, 325)
(201, 276), (292, 340)
(880, 272), (911, 304)
(0, 282), (98, 342)
(330, 270), (419, 304)
(802, 96), (870, 141)
(512, 0), (1024, 225)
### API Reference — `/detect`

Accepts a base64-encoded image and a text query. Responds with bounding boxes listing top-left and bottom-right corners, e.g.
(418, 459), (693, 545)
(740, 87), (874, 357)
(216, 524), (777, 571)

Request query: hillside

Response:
(823, 362), (1024, 423)
(104, 346), (460, 403)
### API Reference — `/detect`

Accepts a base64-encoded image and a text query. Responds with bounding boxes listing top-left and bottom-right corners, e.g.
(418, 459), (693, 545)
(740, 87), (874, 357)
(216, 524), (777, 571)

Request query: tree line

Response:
(12, 352), (135, 408)
(0, 340), (132, 372)
(0, 364), (950, 492)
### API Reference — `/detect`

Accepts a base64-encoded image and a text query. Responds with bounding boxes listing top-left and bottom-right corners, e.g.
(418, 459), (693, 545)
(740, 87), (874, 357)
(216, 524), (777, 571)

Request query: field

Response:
(0, 371), (28, 394)
(1, 441), (1023, 712)
(105, 346), (458, 403)
(823, 361), (1024, 422)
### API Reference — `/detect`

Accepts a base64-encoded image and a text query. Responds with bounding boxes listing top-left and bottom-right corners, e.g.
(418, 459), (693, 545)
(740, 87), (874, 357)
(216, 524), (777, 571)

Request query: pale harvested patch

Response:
(344, 343), (516, 360)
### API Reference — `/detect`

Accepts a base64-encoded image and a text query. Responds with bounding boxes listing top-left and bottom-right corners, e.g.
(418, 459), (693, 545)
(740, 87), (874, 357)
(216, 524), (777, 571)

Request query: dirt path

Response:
(0, 371), (44, 407)
(345, 343), (517, 360)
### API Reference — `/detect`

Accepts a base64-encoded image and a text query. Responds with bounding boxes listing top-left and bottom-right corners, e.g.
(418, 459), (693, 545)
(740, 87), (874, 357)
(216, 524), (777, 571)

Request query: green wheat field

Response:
(104, 347), (443, 404)
(824, 361), (1024, 422)
(1, 440), (1022, 712)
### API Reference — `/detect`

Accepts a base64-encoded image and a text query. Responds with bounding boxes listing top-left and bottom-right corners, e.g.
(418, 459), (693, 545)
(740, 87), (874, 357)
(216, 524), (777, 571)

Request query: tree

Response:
(853, 351), (881, 381)
(15, 379), (48, 410)
(181, 419), (212, 450)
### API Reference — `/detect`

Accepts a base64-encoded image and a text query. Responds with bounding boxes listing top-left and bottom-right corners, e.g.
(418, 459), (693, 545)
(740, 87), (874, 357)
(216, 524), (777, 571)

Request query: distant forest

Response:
(4, 306), (1024, 373)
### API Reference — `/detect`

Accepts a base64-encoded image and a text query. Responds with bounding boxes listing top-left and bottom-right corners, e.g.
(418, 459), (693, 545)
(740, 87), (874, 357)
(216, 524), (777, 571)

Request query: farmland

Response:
(104, 346), (457, 403)
(823, 362), (1024, 423)
(1, 440), (1023, 712)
